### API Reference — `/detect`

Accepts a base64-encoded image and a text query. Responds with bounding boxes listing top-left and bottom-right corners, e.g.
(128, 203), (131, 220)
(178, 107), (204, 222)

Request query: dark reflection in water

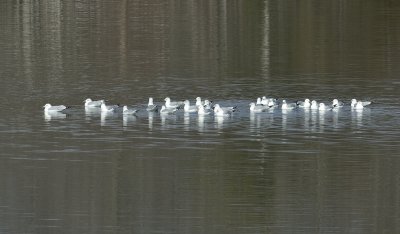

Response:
(1, 0), (400, 233)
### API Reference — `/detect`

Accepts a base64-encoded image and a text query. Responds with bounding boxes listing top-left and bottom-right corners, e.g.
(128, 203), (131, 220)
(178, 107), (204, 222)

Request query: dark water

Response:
(1, 1), (400, 233)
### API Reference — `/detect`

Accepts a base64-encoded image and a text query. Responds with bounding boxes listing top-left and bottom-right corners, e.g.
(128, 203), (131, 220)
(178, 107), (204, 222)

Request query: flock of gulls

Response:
(43, 97), (372, 117)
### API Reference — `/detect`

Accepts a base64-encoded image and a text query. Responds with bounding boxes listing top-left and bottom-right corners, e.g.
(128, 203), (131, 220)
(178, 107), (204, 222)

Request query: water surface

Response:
(1, 1), (400, 233)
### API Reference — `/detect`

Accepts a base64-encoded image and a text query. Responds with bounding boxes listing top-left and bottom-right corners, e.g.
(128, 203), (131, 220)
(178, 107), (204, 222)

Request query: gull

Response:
(354, 101), (364, 110)
(319, 103), (326, 111)
(296, 99), (311, 108)
(184, 100), (198, 113)
(351, 99), (371, 108)
(123, 106), (139, 115)
(43, 103), (68, 113)
(164, 97), (184, 109)
(256, 97), (262, 105)
(101, 103), (118, 113)
(198, 104), (211, 115)
(213, 104), (236, 116)
(250, 102), (269, 113)
(84, 98), (104, 107)
(195, 97), (203, 106)
(310, 100), (318, 110)
(204, 100), (213, 110)
(332, 99), (344, 108)
(261, 96), (278, 107)
(281, 100), (297, 110)
(160, 105), (177, 114)
(146, 97), (158, 112)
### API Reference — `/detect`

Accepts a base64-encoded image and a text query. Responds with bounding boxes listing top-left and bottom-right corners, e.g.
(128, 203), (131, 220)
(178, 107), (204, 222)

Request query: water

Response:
(1, 1), (400, 233)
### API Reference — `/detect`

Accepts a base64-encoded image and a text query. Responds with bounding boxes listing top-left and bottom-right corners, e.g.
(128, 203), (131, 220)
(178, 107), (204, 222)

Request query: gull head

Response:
(123, 106), (128, 112)
(84, 98), (93, 105)
(43, 103), (52, 110)
(332, 99), (339, 105)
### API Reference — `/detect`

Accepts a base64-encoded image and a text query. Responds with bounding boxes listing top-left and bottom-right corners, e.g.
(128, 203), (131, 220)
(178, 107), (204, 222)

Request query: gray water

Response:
(1, 1), (400, 233)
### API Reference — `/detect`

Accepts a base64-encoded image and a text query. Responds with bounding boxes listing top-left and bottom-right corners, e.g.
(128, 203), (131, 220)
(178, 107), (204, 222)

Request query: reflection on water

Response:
(44, 112), (66, 122)
(1, 0), (400, 233)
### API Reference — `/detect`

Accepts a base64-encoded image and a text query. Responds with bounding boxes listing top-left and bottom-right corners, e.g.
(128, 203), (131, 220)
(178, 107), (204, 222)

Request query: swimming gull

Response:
(160, 105), (177, 114)
(250, 102), (269, 113)
(146, 97), (158, 112)
(84, 98), (104, 107)
(123, 106), (139, 115)
(184, 100), (198, 113)
(164, 97), (184, 109)
(351, 99), (371, 108)
(297, 99), (311, 108)
(43, 103), (68, 113)
(281, 100), (297, 110)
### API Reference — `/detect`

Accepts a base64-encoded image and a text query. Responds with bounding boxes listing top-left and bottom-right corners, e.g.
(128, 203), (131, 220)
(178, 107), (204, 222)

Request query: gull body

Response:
(297, 99), (311, 108)
(164, 97), (184, 109)
(84, 98), (104, 107)
(123, 106), (139, 115)
(281, 100), (296, 110)
(198, 104), (211, 115)
(146, 97), (158, 112)
(250, 103), (269, 113)
(43, 103), (68, 113)
(213, 104), (236, 116)
(355, 101), (364, 110)
(101, 103), (118, 113)
(351, 99), (371, 108)
(160, 105), (177, 114)
(184, 100), (198, 113)
(319, 103), (326, 111)
(310, 100), (318, 110)
(332, 99), (344, 108)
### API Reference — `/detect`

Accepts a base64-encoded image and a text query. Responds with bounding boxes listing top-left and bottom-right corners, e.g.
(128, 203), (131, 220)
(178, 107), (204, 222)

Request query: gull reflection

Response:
(183, 113), (190, 131)
(123, 114), (137, 129)
(311, 109), (318, 132)
(148, 112), (154, 130)
(44, 112), (66, 122)
(214, 116), (225, 130)
(319, 109), (325, 133)
(101, 111), (117, 126)
(304, 108), (310, 131)
(85, 107), (101, 121)
(352, 108), (363, 127)
(281, 109), (288, 131)
(332, 108), (339, 128)
(250, 112), (261, 132)
(198, 115), (206, 132)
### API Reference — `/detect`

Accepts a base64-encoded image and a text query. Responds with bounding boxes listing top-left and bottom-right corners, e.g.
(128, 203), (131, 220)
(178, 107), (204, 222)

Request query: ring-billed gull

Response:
(310, 100), (318, 110)
(43, 103), (68, 113)
(123, 106), (139, 115)
(351, 99), (371, 108)
(319, 103), (326, 111)
(332, 99), (344, 108)
(160, 105), (177, 114)
(164, 97), (184, 109)
(146, 97), (158, 112)
(84, 98), (104, 107)
(250, 103), (269, 113)
(213, 104), (236, 116)
(297, 99), (311, 108)
(281, 100), (296, 110)
(354, 101), (364, 110)
(198, 104), (211, 115)
(101, 103), (118, 113)
(184, 100), (198, 113)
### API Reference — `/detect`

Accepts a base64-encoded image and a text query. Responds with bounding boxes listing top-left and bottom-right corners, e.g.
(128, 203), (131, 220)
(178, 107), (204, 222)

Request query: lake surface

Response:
(1, 1), (400, 233)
